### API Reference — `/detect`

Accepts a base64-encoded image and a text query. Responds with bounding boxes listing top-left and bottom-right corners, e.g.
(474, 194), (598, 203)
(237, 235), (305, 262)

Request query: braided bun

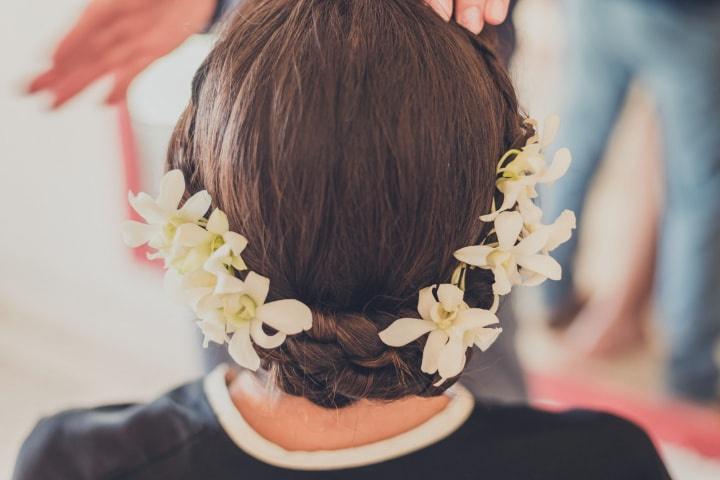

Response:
(264, 311), (437, 408)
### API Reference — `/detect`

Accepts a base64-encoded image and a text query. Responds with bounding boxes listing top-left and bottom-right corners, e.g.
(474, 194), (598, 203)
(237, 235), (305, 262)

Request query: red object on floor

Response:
(529, 372), (720, 459)
(117, 101), (158, 267)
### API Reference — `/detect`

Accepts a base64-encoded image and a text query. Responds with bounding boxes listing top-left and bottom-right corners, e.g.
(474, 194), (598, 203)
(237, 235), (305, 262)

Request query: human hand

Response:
(426, 0), (510, 34)
(27, 0), (216, 108)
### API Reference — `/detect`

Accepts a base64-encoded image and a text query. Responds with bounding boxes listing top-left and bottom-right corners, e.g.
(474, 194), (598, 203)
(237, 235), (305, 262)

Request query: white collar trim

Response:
(203, 364), (474, 471)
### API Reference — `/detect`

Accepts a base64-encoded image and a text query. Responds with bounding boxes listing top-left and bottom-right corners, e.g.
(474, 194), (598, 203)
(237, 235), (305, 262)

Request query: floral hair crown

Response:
(121, 115), (574, 384)
(378, 115), (575, 384)
(121, 171), (312, 371)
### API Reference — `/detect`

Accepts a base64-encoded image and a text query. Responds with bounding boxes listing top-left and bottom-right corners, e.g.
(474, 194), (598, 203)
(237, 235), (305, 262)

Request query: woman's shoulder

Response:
(13, 382), (670, 480)
(12, 379), (219, 480)
(451, 402), (670, 479)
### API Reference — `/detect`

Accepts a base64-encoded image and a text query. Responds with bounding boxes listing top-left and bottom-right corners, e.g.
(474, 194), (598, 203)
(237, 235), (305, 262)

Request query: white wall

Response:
(0, 1), (201, 477)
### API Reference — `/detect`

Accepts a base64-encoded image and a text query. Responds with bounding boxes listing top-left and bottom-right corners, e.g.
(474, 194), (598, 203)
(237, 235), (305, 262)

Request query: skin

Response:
(27, 0), (510, 109)
(227, 368), (451, 450)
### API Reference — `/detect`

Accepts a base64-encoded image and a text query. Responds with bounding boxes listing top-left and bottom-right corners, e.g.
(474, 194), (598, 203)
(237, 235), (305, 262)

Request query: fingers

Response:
(49, 44), (142, 108)
(483, 0), (510, 26)
(426, 0), (453, 21)
(27, 11), (154, 106)
(455, 0), (486, 34)
(426, 0), (510, 33)
(51, 1), (117, 66)
(27, 69), (60, 94)
(27, 20), (136, 93)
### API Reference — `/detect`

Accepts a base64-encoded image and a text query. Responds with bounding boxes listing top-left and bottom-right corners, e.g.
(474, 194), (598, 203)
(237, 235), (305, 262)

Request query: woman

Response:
(14, 1), (669, 478)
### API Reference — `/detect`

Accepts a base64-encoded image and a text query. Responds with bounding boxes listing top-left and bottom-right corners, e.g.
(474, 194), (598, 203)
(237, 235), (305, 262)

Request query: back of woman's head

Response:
(168, 0), (528, 408)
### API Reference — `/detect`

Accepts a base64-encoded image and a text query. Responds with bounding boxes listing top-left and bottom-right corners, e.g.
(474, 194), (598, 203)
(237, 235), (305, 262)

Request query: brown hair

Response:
(168, 0), (528, 408)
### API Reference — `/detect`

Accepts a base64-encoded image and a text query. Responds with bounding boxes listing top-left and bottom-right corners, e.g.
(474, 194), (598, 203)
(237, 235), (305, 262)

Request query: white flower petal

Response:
(454, 245), (494, 268)
(417, 287), (436, 321)
(157, 170), (186, 211)
(516, 254), (562, 280)
(121, 220), (156, 247)
(224, 294), (243, 316)
(421, 329), (449, 374)
(456, 308), (499, 330)
(223, 231), (248, 255)
(204, 244), (232, 275)
(527, 185), (539, 199)
(250, 318), (287, 349)
(179, 190), (212, 222)
(492, 266), (513, 296)
(197, 318), (227, 347)
(129, 192), (167, 224)
(214, 272), (246, 295)
(185, 270), (217, 289)
(521, 272), (547, 287)
(170, 243), (213, 274)
(479, 211), (498, 223)
(231, 256), (248, 272)
(474, 326), (503, 351)
(437, 337), (467, 380)
(525, 153), (547, 174)
(513, 229), (550, 256)
(185, 287), (214, 310)
(206, 209), (229, 234)
(228, 323), (260, 371)
(379, 318), (436, 347)
(256, 299), (312, 335)
(506, 257), (522, 285)
(494, 211), (523, 250)
(244, 271), (270, 306)
(538, 148), (571, 184)
(544, 210), (576, 252)
(175, 223), (213, 247)
(196, 294), (224, 317)
(437, 284), (464, 311)
(481, 181), (524, 221)
(518, 195), (543, 226)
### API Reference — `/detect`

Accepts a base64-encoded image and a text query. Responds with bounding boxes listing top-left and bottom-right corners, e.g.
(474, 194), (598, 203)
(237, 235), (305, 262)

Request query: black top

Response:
(13, 376), (671, 480)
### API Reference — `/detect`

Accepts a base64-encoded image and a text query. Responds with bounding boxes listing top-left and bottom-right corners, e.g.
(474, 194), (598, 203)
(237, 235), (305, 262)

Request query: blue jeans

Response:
(543, 0), (720, 401)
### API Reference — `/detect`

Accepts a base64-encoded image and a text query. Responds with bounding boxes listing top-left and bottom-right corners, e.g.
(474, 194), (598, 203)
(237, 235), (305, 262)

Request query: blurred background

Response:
(1, 0), (719, 478)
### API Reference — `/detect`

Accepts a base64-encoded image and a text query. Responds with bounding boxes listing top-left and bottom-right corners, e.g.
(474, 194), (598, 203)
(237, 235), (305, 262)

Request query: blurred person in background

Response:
(543, 0), (720, 405)
(27, 0), (532, 404)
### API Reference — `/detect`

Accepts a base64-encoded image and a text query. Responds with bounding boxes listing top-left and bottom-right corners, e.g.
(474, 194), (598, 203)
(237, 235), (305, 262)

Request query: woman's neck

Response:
(227, 368), (451, 451)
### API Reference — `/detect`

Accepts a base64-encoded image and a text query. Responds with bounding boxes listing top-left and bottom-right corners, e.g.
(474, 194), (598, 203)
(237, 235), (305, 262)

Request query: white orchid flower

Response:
(517, 210), (576, 286)
(541, 209), (577, 253)
(481, 148), (571, 223)
(524, 114), (560, 153)
(121, 170), (212, 261)
(454, 211), (562, 295)
(168, 208), (248, 275)
(480, 115), (571, 224)
(379, 284), (501, 382)
(122, 169), (314, 371)
(202, 209), (248, 274)
(194, 272), (313, 371)
(517, 195), (543, 227)
(163, 268), (218, 310)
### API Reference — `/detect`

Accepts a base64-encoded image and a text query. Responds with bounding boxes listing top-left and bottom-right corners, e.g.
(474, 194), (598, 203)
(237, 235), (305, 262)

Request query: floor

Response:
(1, 1), (719, 479)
